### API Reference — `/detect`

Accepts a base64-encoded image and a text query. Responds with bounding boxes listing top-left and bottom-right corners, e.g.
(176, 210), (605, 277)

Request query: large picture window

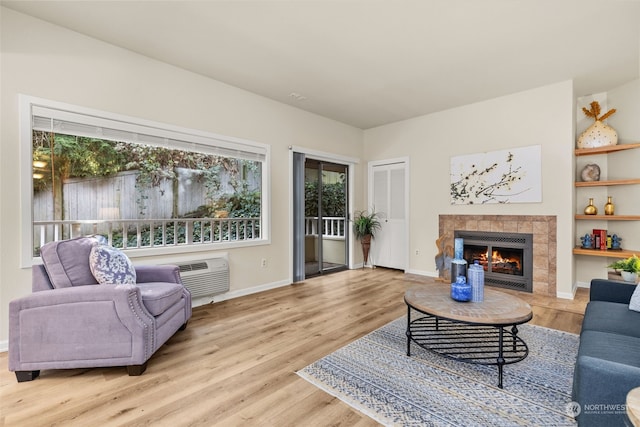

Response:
(21, 96), (269, 264)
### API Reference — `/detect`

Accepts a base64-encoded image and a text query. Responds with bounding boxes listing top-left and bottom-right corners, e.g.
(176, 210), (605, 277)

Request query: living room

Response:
(1, 1), (640, 425)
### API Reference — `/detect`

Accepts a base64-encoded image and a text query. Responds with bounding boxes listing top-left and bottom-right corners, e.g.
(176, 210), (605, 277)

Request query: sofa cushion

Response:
(40, 237), (99, 288)
(89, 245), (136, 285)
(578, 330), (640, 368)
(581, 301), (640, 339)
(137, 282), (184, 316)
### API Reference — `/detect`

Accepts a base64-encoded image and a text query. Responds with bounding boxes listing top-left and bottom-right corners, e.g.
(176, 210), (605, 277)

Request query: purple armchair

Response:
(8, 237), (191, 382)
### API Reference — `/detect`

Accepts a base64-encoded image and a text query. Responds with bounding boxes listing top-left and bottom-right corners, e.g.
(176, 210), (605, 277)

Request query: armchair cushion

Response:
(137, 282), (184, 316)
(89, 244), (136, 285)
(40, 236), (99, 288)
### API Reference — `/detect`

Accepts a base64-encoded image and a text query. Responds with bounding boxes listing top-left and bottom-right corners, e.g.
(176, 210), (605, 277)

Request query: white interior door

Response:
(369, 159), (408, 270)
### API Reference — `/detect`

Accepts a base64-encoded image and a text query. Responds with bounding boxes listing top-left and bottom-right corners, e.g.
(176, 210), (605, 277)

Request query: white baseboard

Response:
(0, 340), (7, 353)
(556, 291), (576, 300)
(556, 281), (584, 300)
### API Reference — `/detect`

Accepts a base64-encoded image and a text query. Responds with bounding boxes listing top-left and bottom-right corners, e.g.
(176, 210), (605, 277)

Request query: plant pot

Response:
(361, 234), (372, 266)
(621, 271), (638, 283)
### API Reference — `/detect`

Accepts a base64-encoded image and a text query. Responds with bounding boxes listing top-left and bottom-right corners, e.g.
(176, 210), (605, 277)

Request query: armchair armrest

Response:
(135, 265), (182, 284)
(590, 278), (636, 304)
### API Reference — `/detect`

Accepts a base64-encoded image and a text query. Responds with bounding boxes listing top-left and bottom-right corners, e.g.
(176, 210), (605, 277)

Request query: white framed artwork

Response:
(450, 145), (542, 204)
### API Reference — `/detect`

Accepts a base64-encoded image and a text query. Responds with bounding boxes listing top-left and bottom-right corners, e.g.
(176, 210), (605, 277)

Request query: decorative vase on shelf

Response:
(576, 101), (618, 149)
(584, 198), (598, 215)
(604, 196), (615, 215)
(621, 271), (638, 284)
(577, 120), (618, 148)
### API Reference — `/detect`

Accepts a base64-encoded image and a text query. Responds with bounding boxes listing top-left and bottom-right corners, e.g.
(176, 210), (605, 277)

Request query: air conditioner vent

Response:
(179, 262), (209, 273)
(171, 258), (229, 298)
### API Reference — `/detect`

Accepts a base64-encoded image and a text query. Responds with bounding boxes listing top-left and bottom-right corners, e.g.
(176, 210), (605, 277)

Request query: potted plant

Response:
(352, 209), (382, 266)
(607, 254), (640, 283)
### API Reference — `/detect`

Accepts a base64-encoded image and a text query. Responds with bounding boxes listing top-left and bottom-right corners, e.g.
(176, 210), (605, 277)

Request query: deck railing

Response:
(33, 217), (261, 255)
(33, 216), (343, 256)
(305, 217), (346, 238)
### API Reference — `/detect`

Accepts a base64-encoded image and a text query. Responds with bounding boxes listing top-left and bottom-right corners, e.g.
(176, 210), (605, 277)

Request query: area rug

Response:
(297, 316), (578, 426)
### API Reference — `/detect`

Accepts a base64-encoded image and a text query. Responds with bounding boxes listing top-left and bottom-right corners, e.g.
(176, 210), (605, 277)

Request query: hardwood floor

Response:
(0, 269), (587, 426)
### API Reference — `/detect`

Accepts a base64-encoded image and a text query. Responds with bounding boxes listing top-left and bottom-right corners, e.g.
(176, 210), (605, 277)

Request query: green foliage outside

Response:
(304, 181), (346, 217)
(187, 185), (261, 219)
(33, 133), (128, 192)
(32, 131), (261, 219)
(108, 219), (260, 249)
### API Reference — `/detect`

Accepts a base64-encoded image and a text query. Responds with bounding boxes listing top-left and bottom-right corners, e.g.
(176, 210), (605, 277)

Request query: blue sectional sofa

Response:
(572, 278), (640, 426)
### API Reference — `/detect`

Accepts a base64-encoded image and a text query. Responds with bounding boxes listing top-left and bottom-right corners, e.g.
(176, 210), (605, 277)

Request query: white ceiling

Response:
(2, 0), (639, 129)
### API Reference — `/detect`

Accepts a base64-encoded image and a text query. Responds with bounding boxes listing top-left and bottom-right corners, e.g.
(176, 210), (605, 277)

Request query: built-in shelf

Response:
(574, 141), (640, 259)
(575, 178), (640, 187)
(575, 215), (640, 221)
(573, 247), (639, 258)
(574, 142), (640, 156)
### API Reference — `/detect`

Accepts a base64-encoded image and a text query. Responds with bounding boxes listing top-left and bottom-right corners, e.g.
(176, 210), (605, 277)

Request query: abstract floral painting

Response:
(450, 145), (542, 204)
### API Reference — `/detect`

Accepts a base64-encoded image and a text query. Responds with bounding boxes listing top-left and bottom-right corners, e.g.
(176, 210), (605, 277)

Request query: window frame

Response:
(20, 95), (271, 267)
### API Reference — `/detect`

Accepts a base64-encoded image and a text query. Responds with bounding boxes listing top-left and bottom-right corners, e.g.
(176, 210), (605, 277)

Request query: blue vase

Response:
(468, 260), (485, 302)
(451, 276), (472, 302)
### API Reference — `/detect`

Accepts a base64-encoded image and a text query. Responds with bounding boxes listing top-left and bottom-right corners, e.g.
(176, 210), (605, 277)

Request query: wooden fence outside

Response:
(34, 168), (259, 221)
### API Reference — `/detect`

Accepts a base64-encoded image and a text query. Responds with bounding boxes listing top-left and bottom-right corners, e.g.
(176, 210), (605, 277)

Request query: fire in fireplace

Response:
(464, 245), (523, 276)
(455, 230), (533, 293)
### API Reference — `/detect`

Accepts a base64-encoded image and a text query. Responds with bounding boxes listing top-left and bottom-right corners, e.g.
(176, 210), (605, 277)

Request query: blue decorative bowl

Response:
(451, 282), (472, 302)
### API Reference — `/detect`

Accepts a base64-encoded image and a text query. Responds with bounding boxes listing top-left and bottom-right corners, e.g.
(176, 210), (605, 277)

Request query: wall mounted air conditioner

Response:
(173, 258), (230, 298)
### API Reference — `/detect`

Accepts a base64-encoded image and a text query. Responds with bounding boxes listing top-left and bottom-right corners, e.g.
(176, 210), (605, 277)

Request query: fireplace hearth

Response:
(455, 230), (533, 293)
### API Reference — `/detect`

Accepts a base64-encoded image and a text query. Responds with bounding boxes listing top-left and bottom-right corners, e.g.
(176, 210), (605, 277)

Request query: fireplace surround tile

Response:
(504, 221), (519, 232)
(517, 221), (533, 233)
(439, 215), (557, 296)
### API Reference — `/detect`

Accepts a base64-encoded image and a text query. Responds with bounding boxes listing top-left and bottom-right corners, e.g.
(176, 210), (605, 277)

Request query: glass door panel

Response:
(304, 159), (348, 277)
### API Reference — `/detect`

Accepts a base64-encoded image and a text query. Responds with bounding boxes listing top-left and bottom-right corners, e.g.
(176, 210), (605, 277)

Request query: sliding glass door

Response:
(293, 154), (348, 281)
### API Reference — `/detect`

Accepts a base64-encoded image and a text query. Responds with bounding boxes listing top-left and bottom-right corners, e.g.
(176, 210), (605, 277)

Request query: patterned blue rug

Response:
(298, 316), (578, 426)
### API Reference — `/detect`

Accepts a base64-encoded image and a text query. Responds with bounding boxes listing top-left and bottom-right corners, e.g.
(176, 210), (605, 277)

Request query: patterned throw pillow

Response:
(89, 244), (137, 285)
(630, 285), (640, 312)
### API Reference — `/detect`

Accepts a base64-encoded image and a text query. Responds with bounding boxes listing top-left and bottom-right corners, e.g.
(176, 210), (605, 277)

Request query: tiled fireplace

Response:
(439, 215), (557, 296)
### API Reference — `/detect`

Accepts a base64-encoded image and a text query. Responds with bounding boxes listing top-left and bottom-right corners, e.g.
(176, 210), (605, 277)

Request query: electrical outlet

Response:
(261, 258), (267, 268)
(415, 249), (420, 255)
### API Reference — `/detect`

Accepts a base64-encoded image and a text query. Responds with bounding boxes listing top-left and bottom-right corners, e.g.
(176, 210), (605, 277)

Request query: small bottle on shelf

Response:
(604, 196), (615, 215)
(584, 198), (598, 215)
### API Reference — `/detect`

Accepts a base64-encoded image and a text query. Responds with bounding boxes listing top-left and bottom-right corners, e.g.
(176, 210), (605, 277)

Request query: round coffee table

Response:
(627, 387), (640, 426)
(405, 283), (533, 389)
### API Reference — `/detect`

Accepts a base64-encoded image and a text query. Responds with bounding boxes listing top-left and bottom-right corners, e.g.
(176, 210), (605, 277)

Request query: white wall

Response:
(0, 8), (364, 344)
(363, 81), (575, 296)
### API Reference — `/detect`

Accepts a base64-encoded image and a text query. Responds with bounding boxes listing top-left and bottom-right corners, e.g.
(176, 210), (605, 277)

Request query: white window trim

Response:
(20, 94), (271, 268)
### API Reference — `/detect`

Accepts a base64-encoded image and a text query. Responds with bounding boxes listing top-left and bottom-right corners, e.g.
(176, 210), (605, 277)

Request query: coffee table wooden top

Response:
(627, 387), (640, 426)
(405, 283), (533, 326)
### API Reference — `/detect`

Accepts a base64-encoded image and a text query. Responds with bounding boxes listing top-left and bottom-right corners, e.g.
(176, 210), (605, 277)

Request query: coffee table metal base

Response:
(406, 308), (529, 389)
